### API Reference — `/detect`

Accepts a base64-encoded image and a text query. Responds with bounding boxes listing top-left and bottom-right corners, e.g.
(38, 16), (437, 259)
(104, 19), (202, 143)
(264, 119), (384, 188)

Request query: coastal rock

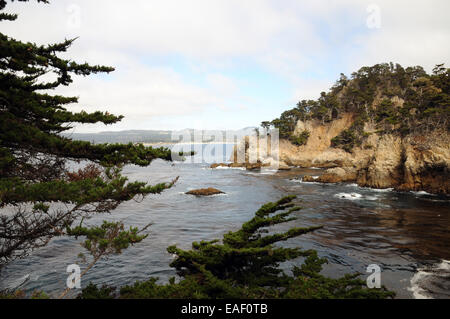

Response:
(231, 114), (356, 169)
(242, 162), (269, 170)
(356, 135), (404, 189)
(304, 167), (357, 184)
(355, 132), (450, 194)
(186, 188), (224, 196)
(321, 167), (357, 183)
(302, 175), (317, 182)
(247, 113), (449, 194)
(210, 163), (229, 169)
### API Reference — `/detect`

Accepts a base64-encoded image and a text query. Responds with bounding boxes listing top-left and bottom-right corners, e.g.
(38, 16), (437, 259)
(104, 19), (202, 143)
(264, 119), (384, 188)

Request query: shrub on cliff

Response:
(331, 130), (358, 153)
(290, 130), (311, 146)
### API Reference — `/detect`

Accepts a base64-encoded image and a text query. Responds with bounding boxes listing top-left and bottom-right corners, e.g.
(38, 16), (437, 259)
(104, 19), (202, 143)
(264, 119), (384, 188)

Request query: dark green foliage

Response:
(331, 129), (359, 153)
(57, 220), (153, 298)
(290, 130), (310, 146)
(67, 220), (149, 256)
(0, 168), (175, 207)
(270, 109), (300, 139)
(0, 0), (183, 265)
(331, 114), (368, 153)
(375, 99), (398, 123)
(78, 196), (395, 299)
(264, 62), (450, 151)
(0, 290), (49, 299)
(77, 283), (115, 299)
(260, 121), (271, 133)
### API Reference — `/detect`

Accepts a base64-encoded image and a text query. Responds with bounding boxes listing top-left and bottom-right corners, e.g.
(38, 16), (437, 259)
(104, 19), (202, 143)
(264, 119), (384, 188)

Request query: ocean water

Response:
(0, 144), (449, 299)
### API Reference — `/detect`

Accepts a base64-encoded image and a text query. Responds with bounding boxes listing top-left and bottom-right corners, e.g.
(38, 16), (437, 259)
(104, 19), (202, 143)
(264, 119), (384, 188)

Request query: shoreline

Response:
(209, 163), (450, 197)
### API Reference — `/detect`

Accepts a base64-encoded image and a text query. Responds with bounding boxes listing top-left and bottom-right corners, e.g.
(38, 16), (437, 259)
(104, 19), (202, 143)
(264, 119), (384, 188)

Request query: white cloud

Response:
(59, 61), (219, 117)
(2, 0), (449, 131)
(354, 1), (450, 72)
(206, 73), (239, 99)
(4, 0), (449, 71)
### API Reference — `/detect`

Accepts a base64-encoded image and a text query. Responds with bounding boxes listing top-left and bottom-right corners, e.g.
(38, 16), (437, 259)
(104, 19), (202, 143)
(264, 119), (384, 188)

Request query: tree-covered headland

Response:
(265, 63), (449, 152)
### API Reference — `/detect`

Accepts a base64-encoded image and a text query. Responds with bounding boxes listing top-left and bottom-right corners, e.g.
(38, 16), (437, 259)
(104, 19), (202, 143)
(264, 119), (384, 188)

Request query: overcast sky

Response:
(3, 0), (450, 132)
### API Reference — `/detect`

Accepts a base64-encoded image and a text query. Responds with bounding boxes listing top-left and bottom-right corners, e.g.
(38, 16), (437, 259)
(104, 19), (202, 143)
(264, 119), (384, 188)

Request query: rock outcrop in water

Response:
(186, 188), (224, 196)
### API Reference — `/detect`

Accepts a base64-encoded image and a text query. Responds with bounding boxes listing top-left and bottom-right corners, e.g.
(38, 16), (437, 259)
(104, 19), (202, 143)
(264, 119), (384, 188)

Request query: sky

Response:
(2, 0), (450, 133)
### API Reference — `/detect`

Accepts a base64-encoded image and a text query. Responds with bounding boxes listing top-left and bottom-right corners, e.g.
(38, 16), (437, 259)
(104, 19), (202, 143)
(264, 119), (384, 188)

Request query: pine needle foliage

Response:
(0, 0), (182, 266)
(79, 196), (395, 299)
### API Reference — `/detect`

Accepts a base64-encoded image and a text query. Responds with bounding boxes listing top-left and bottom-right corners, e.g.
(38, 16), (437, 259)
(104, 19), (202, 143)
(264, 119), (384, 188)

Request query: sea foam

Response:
(408, 260), (450, 299)
(334, 192), (363, 200)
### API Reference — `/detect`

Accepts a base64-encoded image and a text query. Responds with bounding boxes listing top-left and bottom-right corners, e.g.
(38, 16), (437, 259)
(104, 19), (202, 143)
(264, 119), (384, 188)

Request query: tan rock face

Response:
(280, 114), (355, 167)
(304, 167), (358, 184)
(302, 176), (317, 183)
(356, 135), (404, 189)
(320, 167), (358, 183)
(293, 113), (355, 152)
(233, 113), (450, 194)
(231, 113), (356, 168)
(398, 134), (450, 194)
(354, 132), (450, 194)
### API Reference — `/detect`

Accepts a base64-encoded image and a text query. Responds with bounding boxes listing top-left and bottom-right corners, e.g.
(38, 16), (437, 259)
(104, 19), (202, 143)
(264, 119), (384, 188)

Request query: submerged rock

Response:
(186, 188), (225, 196)
(210, 163), (229, 169)
(303, 167), (357, 184)
(302, 175), (317, 182)
(277, 164), (292, 171)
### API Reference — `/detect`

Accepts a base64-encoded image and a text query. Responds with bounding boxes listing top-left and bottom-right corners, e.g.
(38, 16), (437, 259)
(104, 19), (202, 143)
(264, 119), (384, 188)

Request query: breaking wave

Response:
(408, 260), (450, 299)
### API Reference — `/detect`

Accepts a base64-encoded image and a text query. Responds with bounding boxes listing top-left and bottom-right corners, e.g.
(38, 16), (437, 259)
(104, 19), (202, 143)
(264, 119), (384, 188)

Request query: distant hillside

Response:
(62, 130), (173, 144)
(62, 128), (257, 144)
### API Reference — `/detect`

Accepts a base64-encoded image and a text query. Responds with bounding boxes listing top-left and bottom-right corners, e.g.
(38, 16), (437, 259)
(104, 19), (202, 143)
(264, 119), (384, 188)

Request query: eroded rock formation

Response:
(232, 114), (450, 194)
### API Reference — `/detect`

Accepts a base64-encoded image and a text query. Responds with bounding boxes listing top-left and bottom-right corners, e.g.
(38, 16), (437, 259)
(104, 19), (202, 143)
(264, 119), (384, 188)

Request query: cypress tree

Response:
(0, 0), (180, 266)
(79, 196), (394, 299)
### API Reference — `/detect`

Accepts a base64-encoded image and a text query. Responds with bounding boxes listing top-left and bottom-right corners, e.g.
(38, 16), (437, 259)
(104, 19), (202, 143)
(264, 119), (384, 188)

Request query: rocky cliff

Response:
(242, 63), (450, 195)
(233, 114), (450, 195)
